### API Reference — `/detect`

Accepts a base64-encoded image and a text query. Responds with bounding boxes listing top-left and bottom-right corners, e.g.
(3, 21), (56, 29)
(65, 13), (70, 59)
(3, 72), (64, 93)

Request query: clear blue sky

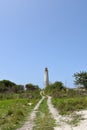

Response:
(0, 0), (87, 88)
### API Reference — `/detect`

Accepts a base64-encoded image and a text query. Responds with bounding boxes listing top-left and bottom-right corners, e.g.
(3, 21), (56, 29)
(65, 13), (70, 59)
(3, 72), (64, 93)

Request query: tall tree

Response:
(74, 71), (87, 88)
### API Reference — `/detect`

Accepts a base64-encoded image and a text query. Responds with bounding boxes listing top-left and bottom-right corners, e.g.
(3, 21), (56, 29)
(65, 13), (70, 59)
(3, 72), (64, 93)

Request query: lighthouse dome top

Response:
(45, 67), (48, 71)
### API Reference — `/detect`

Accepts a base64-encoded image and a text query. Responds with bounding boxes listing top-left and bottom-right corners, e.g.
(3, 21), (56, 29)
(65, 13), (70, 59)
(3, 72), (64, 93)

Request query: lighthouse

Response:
(44, 67), (49, 88)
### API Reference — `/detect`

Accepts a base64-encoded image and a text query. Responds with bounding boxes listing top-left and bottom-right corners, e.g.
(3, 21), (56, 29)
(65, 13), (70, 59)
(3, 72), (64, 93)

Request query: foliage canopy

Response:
(0, 80), (24, 93)
(74, 71), (87, 88)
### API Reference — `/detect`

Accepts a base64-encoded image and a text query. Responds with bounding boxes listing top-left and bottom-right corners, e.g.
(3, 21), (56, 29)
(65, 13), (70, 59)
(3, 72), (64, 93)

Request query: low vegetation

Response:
(0, 79), (41, 130)
(52, 96), (87, 115)
(68, 113), (83, 126)
(33, 98), (55, 130)
(45, 80), (87, 115)
(0, 98), (38, 130)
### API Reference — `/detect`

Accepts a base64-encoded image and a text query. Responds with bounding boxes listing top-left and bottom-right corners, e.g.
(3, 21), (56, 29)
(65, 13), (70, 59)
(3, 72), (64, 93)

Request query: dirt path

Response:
(17, 96), (45, 130)
(18, 95), (87, 130)
(47, 96), (87, 130)
(47, 96), (72, 130)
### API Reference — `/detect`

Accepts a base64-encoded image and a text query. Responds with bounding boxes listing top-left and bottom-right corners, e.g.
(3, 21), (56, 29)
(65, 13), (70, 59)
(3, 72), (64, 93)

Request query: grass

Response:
(0, 98), (39, 130)
(52, 96), (87, 115)
(33, 98), (55, 130)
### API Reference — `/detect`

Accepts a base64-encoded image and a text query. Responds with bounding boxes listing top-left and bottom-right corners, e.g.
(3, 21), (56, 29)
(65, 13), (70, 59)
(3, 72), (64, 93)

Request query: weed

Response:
(68, 113), (83, 126)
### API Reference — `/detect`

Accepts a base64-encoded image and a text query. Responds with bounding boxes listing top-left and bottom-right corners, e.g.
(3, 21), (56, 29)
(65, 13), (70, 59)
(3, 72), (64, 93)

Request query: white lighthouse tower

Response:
(44, 67), (49, 88)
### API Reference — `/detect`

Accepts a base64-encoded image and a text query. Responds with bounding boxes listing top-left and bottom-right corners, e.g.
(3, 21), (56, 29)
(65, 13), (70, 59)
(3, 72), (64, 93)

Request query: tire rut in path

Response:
(17, 96), (45, 130)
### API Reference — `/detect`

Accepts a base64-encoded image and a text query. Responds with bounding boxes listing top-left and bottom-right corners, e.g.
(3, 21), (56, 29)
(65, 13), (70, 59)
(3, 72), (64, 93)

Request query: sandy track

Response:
(17, 96), (45, 130)
(47, 96), (87, 130)
(47, 96), (72, 130)
(73, 110), (87, 130)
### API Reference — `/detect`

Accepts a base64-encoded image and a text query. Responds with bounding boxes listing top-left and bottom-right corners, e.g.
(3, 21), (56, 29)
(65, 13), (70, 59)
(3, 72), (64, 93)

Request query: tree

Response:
(12, 85), (24, 93)
(0, 80), (24, 93)
(25, 83), (39, 91)
(74, 71), (87, 89)
(0, 82), (7, 92)
(0, 80), (16, 93)
(53, 81), (64, 90)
